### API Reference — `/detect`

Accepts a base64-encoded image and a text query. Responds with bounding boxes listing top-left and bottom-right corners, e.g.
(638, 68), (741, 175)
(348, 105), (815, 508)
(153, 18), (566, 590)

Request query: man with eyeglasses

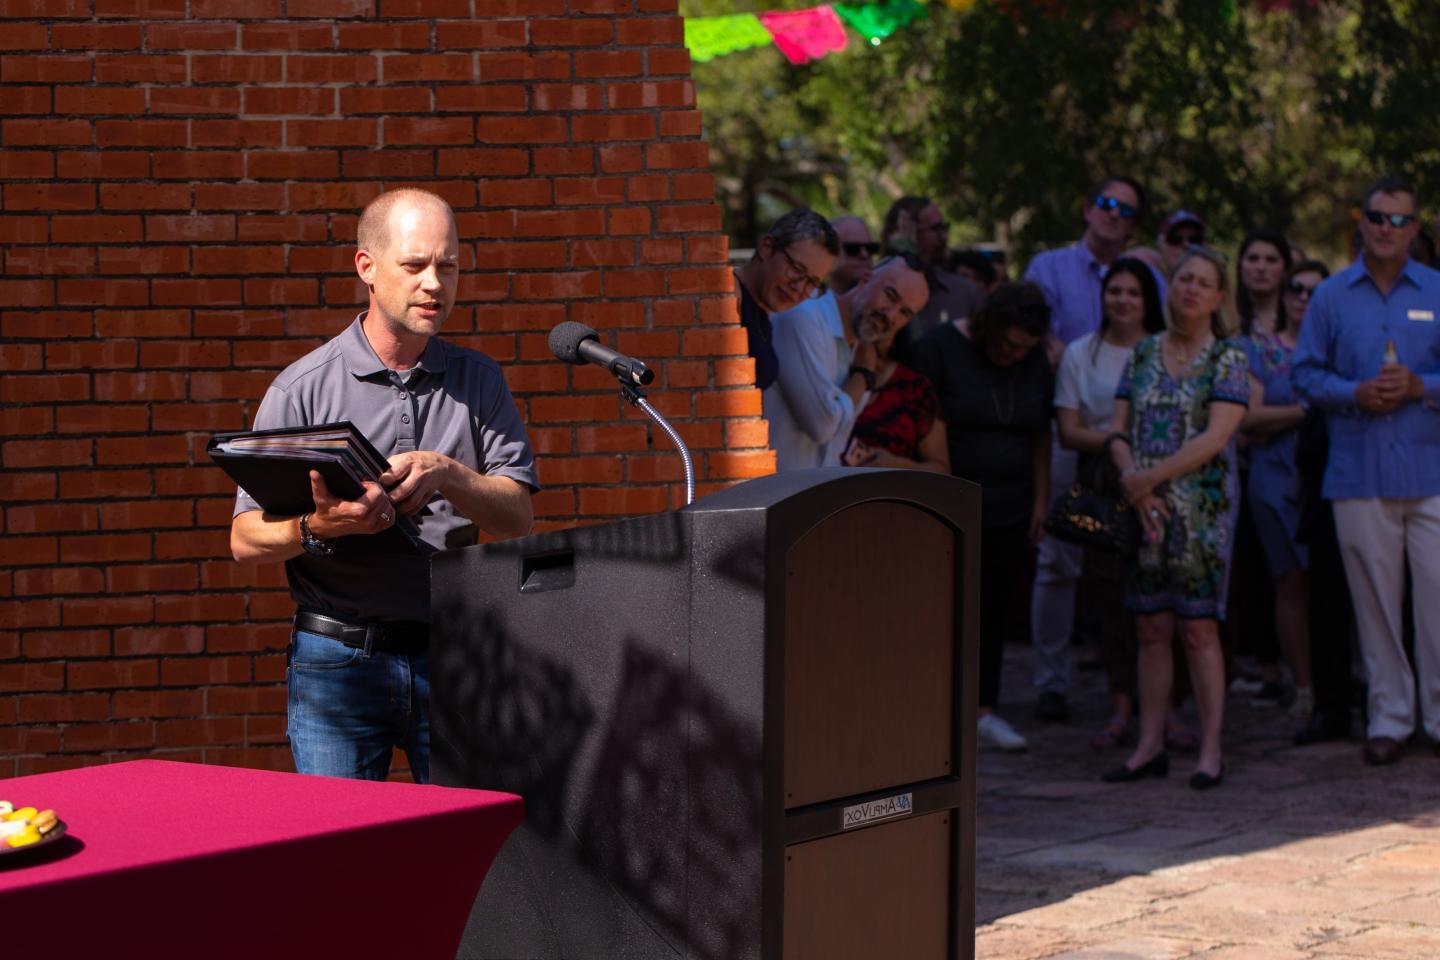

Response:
(1019, 175), (1153, 724)
(764, 255), (929, 470)
(881, 196), (984, 344)
(1157, 209), (1207, 273)
(1294, 174), (1440, 767)
(830, 215), (878, 294)
(734, 208), (840, 392)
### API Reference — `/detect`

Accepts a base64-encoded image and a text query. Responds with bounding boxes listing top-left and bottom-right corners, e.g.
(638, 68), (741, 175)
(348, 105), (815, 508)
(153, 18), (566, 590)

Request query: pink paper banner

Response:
(759, 5), (849, 65)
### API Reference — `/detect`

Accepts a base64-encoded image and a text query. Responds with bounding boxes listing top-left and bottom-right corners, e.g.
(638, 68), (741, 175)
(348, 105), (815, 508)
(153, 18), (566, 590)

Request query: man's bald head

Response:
(357, 188), (454, 256)
(829, 215), (876, 294)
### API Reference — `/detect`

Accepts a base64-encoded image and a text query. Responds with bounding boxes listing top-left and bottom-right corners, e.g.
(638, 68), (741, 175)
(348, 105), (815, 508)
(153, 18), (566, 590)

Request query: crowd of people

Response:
(734, 173), (1440, 788)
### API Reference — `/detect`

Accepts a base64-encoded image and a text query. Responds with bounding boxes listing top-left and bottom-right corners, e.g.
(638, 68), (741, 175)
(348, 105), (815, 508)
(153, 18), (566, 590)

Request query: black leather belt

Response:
(294, 611), (429, 656)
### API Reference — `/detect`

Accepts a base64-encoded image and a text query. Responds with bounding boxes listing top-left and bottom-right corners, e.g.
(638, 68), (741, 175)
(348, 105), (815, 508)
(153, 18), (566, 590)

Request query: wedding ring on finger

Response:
(1149, 508), (1160, 518)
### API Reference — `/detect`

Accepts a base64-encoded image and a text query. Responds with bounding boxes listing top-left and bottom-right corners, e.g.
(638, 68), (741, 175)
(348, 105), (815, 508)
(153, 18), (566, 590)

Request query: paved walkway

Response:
(976, 645), (1440, 959)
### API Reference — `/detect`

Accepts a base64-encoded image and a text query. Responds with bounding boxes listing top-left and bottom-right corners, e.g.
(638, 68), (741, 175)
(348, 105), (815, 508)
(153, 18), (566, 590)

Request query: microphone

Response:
(548, 321), (655, 387)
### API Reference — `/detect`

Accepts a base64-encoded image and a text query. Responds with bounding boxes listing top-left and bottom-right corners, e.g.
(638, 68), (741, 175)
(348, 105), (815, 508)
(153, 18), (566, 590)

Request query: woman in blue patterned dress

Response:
(1101, 246), (1250, 790)
(1240, 260), (1331, 734)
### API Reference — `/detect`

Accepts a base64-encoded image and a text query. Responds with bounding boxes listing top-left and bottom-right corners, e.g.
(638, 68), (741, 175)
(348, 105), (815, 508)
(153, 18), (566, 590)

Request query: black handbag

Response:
(1044, 452), (1139, 558)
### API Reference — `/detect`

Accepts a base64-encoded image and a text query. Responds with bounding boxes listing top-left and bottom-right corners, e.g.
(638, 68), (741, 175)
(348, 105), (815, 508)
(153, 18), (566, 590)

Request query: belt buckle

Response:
(363, 622), (383, 656)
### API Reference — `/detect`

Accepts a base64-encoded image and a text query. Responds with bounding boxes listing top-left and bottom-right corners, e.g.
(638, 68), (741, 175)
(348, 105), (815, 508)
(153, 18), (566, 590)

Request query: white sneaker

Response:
(978, 713), (1028, 752)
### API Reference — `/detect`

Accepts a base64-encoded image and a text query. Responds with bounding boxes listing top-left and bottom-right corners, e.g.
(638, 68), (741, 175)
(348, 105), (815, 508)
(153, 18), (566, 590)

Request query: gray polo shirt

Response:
(233, 314), (538, 623)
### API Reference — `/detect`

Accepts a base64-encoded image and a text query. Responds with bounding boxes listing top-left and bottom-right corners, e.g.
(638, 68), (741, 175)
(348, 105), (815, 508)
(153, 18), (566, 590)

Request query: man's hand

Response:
(306, 471), (394, 538)
(1356, 370), (1411, 414)
(379, 451), (454, 517)
(852, 340), (879, 372)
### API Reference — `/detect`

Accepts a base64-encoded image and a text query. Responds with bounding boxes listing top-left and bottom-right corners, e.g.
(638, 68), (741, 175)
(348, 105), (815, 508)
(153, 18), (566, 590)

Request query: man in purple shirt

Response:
(1022, 176), (1149, 723)
(1293, 174), (1440, 767)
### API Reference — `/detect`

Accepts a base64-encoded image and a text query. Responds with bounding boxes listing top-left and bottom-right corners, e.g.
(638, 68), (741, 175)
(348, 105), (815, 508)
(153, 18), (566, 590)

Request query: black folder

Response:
(208, 421), (432, 555)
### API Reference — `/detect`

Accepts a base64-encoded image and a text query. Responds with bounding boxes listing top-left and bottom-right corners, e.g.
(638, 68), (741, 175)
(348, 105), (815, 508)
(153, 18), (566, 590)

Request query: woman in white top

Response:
(1054, 257), (1165, 748)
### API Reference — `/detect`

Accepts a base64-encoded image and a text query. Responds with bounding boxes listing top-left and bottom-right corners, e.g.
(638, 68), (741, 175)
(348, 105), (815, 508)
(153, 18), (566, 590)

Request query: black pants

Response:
(979, 521), (1030, 710)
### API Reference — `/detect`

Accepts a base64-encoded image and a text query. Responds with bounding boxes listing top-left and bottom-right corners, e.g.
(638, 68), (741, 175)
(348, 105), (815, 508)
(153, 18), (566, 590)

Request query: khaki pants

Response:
(1333, 496), (1440, 741)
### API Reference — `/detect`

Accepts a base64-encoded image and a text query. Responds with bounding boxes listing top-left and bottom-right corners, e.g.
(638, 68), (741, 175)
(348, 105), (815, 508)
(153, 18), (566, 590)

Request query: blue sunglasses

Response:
(1363, 210), (1416, 228)
(1094, 195), (1139, 219)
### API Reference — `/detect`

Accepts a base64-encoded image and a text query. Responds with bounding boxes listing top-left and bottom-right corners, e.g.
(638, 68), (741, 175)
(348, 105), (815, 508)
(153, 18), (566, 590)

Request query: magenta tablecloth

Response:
(0, 759), (522, 960)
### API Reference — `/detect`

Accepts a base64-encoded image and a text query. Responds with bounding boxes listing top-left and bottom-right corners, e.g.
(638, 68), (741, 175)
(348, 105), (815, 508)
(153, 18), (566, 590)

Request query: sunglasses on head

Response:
(842, 241), (881, 257)
(1093, 195), (1139, 219)
(1286, 279), (1318, 295)
(1363, 210), (1417, 228)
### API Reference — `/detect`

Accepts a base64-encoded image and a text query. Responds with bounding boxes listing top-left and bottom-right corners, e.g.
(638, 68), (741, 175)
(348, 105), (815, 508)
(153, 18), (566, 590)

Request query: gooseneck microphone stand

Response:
(620, 381), (695, 507)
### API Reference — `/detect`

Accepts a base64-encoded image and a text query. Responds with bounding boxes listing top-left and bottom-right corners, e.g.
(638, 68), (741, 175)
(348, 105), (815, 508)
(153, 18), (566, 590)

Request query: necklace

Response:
(1165, 331), (1211, 373)
(992, 376), (1016, 424)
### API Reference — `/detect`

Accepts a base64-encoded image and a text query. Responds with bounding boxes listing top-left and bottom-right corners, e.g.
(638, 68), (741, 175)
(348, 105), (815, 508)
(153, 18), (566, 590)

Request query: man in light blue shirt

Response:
(1293, 173), (1440, 766)
(765, 255), (929, 470)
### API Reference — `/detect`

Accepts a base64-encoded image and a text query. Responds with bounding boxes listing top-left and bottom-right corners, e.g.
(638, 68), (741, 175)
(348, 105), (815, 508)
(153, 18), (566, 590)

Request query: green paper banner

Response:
(684, 12), (772, 63)
(834, 0), (928, 44)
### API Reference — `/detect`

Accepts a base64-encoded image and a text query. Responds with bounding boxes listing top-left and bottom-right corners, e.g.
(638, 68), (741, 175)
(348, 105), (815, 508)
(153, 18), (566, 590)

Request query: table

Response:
(0, 759), (523, 960)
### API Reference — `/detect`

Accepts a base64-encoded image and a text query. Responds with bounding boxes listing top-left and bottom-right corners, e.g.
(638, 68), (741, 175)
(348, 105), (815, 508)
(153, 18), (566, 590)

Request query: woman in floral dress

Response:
(1102, 246), (1250, 790)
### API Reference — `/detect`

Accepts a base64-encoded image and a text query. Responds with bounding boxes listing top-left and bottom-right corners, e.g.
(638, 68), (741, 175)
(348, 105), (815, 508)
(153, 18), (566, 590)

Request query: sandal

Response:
(1090, 716), (1133, 750)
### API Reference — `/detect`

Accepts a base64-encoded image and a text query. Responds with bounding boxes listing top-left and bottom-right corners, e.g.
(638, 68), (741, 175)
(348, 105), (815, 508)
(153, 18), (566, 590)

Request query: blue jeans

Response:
(287, 630), (430, 782)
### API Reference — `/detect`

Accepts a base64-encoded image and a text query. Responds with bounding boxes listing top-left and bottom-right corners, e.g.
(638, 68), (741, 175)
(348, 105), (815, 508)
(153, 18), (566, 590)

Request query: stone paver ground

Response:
(976, 643), (1440, 959)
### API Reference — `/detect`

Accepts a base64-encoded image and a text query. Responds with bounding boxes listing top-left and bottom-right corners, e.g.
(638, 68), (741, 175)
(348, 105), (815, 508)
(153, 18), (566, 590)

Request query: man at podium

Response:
(229, 188), (538, 782)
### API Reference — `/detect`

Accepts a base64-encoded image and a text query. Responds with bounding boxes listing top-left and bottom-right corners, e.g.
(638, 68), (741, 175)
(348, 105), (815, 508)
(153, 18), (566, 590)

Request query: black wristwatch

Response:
(299, 513), (334, 557)
(848, 364), (877, 391)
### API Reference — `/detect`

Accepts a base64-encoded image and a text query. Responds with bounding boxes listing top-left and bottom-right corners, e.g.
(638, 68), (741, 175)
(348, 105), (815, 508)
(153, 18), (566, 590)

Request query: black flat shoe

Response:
(1101, 751), (1169, 782)
(1189, 765), (1224, 790)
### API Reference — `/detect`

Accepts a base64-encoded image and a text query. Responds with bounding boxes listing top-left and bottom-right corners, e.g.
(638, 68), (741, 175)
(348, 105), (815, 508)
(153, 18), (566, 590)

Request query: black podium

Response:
(431, 468), (980, 960)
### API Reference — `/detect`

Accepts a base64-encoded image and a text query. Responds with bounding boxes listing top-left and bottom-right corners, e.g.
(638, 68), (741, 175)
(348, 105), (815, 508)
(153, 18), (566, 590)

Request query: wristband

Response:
(848, 364), (877, 391)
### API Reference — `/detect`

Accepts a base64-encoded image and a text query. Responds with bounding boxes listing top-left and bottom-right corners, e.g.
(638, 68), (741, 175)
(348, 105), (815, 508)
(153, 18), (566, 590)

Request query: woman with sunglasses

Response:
(1103, 246), (1249, 790)
(1238, 260), (1329, 733)
(1052, 258), (1165, 750)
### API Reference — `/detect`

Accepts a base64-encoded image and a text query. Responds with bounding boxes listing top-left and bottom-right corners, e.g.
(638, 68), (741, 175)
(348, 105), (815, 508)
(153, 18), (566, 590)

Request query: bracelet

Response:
(848, 364), (877, 391)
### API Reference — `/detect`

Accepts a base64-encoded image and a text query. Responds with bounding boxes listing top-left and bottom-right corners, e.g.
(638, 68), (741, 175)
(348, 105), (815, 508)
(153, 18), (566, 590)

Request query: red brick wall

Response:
(0, 0), (770, 776)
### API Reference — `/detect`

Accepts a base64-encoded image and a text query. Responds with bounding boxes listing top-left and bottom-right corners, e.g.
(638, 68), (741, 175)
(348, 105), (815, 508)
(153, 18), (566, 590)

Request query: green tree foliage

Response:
(689, 1), (1433, 264)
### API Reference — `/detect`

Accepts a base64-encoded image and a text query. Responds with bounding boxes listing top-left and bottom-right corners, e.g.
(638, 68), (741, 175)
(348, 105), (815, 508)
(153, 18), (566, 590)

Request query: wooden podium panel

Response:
(782, 811), (952, 959)
(783, 501), (956, 809)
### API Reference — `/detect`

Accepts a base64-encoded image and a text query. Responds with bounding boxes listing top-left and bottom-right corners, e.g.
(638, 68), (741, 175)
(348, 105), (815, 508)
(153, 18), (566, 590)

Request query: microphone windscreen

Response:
(548, 321), (598, 364)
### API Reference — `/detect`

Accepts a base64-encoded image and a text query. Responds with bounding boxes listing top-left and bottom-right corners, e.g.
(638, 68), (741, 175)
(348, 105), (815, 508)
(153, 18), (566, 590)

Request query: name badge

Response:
(1408, 309), (1435, 322)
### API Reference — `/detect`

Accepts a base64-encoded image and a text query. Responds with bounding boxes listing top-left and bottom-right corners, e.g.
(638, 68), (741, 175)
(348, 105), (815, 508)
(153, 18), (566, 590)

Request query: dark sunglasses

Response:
(1363, 210), (1417, 228)
(842, 241), (881, 257)
(1285, 279), (1319, 296)
(1093, 195), (1139, 219)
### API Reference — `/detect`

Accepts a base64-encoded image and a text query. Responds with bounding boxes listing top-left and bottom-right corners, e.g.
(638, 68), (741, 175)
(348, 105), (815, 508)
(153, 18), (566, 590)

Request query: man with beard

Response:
(230, 188), (537, 781)
(764, 255), (930, 470)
